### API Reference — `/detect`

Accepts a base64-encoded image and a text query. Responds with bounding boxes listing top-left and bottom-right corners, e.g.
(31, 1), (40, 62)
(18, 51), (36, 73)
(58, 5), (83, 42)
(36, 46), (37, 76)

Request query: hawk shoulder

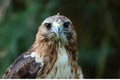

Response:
(2, 50), (42, 79)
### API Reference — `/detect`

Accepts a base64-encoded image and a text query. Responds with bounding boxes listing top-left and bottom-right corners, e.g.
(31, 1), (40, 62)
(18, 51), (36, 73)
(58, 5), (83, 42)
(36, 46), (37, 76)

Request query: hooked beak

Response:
(53, 22), (62, 38)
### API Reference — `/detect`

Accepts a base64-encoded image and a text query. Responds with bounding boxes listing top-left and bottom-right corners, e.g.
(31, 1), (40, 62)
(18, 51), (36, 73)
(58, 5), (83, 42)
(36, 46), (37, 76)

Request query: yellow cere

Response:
(53, 22), (62, 28)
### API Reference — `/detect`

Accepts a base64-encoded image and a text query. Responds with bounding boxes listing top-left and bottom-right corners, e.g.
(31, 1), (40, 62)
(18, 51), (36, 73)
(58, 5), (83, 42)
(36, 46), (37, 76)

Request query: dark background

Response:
(0, 0), (120, 78)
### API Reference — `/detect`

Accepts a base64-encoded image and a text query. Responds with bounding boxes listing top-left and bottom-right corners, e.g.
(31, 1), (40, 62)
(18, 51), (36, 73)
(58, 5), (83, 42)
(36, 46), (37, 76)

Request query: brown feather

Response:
(2, 51), (41, 79)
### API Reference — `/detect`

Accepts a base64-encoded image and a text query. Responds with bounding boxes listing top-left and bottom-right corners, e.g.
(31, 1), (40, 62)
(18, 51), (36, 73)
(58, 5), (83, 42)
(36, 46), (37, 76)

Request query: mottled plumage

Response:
(2, 13), (83, 79)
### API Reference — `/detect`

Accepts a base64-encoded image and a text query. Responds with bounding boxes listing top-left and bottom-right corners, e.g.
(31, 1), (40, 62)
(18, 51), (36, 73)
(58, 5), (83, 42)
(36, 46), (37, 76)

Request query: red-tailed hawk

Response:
(2, 13), (83, 79)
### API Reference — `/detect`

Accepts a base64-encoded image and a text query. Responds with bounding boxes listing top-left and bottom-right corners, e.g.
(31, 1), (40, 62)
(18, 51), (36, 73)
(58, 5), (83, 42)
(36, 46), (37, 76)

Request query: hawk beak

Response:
(53, 22), (62, 38)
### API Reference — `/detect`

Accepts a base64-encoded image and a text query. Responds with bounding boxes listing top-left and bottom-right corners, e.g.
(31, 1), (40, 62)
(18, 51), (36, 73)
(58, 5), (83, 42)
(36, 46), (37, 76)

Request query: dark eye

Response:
(44, 23), (51, 30)
(63, 22), (70, 28)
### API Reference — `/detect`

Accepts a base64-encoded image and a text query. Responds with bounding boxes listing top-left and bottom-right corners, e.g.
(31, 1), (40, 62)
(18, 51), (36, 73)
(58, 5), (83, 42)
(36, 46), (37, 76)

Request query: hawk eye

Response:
(63, 22), (70, 28)
(44, 23), (51, 30)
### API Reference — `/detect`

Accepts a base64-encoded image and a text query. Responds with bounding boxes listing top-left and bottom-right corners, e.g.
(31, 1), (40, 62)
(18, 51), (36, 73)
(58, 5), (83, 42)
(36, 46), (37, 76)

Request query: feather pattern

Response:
(2, 51), (42, 78)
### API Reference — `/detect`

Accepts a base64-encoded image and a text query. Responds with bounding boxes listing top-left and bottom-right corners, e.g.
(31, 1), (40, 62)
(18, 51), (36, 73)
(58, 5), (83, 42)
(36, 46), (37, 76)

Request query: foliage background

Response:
(0, 0), (120, 78)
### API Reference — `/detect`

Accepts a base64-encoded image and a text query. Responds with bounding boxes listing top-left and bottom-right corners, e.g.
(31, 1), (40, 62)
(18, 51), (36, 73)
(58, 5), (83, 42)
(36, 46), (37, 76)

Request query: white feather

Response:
(46, 47), (72, 78)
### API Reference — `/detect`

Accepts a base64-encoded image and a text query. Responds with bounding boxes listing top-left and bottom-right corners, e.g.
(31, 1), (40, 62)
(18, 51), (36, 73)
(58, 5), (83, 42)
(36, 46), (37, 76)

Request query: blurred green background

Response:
(0, 0), (120, 78)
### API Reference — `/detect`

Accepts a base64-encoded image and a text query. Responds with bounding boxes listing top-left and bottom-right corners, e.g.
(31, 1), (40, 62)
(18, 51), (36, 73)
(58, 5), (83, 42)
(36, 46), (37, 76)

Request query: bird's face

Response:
(39, 14), (74, 46)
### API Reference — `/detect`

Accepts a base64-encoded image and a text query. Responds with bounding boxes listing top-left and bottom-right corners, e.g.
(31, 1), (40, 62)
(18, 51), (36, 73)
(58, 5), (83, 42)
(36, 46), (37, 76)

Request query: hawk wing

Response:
(2, 51), (42, 79)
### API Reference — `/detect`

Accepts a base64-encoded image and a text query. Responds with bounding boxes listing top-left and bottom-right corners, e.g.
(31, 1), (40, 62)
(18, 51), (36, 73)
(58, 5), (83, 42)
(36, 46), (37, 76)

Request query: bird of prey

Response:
(2, 13), (83, 79)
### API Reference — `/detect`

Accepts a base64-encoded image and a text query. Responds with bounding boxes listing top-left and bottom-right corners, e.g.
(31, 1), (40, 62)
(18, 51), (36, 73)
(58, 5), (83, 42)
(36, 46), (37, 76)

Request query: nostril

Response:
(58, 28), (60, 33)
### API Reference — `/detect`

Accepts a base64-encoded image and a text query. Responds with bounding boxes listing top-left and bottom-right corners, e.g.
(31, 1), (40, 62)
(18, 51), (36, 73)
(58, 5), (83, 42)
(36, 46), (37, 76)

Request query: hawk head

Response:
(36, 13), (76, 46)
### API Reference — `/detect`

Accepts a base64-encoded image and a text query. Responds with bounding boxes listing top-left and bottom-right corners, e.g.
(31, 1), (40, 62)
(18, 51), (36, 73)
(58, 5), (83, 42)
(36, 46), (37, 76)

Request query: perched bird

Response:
(2, 13), (83, 79)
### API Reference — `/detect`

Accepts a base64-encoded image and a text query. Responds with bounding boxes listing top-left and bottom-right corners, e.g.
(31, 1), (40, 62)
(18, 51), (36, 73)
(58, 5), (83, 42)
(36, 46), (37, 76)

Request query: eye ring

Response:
(63, 22), (70, 28)
(44, 23), (51, 30)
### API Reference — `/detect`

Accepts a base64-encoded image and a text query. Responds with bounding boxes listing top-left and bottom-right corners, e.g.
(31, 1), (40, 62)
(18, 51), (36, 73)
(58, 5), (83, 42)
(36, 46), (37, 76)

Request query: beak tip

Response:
(54, 28), (61, 38)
